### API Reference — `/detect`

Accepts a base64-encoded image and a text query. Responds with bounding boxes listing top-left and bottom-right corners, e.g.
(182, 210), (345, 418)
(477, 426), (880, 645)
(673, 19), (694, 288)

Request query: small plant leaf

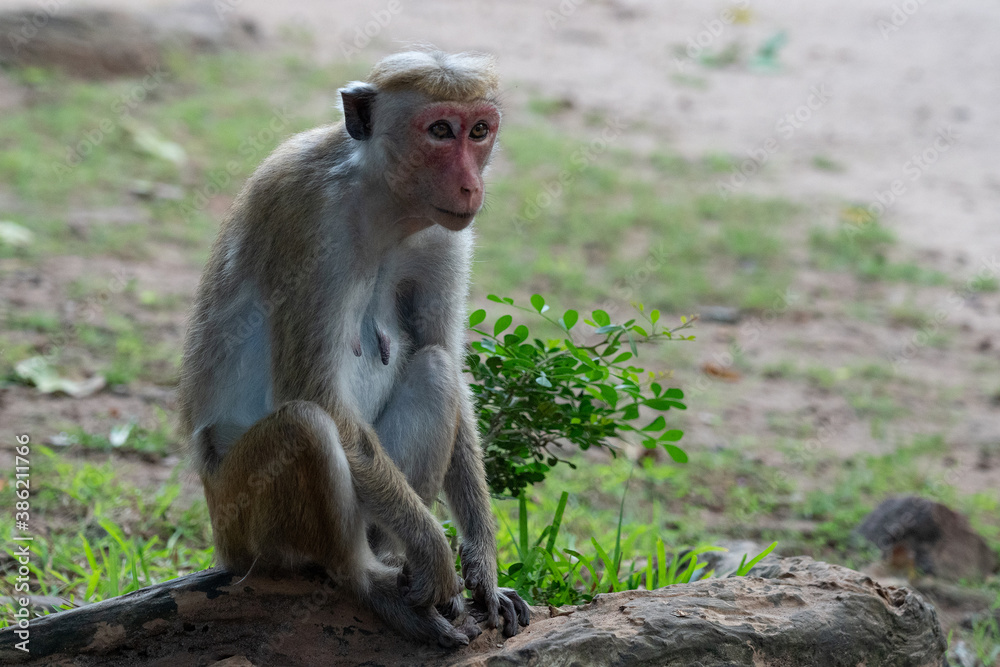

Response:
(561, 309), (579, 330)
(494, 314), (513, 336)
(663, 444), (688, 463)
(642, 416), (666, 432)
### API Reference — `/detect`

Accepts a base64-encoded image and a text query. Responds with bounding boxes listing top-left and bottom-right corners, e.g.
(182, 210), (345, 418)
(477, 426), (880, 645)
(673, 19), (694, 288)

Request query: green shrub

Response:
(465, 294), (694, 498)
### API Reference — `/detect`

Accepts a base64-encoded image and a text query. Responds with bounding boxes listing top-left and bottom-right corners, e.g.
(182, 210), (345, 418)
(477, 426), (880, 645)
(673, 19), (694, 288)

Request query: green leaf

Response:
(487, 294), (504, 303)
(632, 325), (648, 337)
(627, 331), (638, 356)
(641, 416), (666, 432)
(611, 352), (633, 364)
(513, 324), (530, 342)
(592, 310), (611, 327)
(663, 444), (688, 463)
(530, 294), (546, 313)
(660, 429), (684, 442)
(545, 492), (569, 555)
(469, 309), (486, 327)
(645, 398), (686, 411)
(656, 539), (667, 588)
(650, 309), (660, 324)
(598, 384), (618, 407)
(735, 541), (778, 576)
(591, 538), (619, 592)
(663, 388), (684, 399)
(494, 314), (513, 336)
(561, 309), (579, 330)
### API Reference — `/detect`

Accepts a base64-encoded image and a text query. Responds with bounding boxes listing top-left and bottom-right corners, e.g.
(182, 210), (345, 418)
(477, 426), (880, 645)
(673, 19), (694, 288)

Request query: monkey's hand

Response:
(398, 533), (463, 609)
(460, 542), (531, 637)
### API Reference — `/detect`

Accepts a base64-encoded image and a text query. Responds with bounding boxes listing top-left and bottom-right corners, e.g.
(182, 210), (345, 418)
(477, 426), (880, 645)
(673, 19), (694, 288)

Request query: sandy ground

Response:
(45, 0), (1000, 264)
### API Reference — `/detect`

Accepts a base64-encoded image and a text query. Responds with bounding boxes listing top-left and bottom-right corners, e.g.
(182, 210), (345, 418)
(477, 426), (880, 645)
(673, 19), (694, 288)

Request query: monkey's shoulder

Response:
(251, 124), (353, 190)
(221, 124), (352, 240)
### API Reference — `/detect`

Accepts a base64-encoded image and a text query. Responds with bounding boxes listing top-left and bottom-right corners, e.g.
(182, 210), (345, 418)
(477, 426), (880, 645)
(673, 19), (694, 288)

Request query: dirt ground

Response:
(2, 0), (999, 492)
(72, 0), (1000, 257)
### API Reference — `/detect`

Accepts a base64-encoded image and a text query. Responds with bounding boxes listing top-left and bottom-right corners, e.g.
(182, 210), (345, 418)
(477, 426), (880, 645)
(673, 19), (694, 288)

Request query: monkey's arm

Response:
(334, 410), (463, 609)
(443, 398), (530, 636)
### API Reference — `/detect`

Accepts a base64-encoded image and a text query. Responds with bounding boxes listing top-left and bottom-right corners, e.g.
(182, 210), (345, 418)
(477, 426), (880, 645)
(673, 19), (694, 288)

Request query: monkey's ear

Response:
(340, 83), (378, 141)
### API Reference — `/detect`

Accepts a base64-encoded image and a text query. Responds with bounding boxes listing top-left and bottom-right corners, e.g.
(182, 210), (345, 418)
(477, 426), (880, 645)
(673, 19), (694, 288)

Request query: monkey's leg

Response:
(374, 344), (460, 503)
(373, 346), (529, 633)
(201, 400), (473, 646)
(371, 345), (472, 619)
(444, 399), (531, 637)
(202, 400), (368, 573)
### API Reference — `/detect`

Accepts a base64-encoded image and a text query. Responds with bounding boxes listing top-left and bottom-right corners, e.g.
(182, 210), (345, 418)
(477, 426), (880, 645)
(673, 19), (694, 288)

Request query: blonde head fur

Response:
(365, 50), (499, 102)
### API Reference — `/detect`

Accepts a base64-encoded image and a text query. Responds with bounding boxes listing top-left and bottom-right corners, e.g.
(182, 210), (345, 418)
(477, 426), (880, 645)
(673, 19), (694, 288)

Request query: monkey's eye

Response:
(469, 122), (490, 141)
(428, 121), (455, 139)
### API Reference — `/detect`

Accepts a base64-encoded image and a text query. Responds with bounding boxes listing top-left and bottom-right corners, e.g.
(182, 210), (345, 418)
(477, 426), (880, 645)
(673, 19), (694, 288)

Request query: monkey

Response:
(177, 50), (530, 648)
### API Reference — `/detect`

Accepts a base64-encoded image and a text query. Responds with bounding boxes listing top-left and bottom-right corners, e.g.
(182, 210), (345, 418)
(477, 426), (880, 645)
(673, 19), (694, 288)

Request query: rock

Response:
(698, 305), (742, 323)
(0, 3), (257, 79)
(854, 496), (999, 582)
(0, 557), (947, 666)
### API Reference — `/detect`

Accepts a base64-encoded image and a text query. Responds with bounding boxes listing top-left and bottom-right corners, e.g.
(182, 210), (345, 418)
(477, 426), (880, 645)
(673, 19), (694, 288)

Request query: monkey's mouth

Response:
(434, 207), (476, 220)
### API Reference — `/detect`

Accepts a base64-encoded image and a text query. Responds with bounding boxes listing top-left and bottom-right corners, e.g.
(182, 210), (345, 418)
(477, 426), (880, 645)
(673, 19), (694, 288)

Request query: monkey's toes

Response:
(456, 614), (482, 642)
(436, 626), (471, 649)
(498, 594), (522, 637)
(502, 588), (531, 627)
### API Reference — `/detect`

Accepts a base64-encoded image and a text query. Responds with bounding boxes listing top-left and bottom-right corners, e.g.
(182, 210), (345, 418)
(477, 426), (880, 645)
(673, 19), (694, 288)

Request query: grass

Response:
(809, 209), (949, 286)
(0, 446), (213, 621)
(1, 51), (798, 314)
(481, 126), (797, 310)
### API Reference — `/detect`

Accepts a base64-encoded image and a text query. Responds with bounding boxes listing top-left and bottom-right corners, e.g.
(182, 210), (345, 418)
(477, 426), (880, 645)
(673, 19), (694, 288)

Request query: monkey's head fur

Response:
(339, 51), (502, 232)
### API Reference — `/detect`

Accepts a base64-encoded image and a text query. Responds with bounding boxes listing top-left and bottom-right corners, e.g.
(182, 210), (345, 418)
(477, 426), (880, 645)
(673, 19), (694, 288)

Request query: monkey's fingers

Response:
(501, 587), (531, 627)
(456, 613), (483, 642)
(466, 600), (492, 625)
(497, 592), (522, 637)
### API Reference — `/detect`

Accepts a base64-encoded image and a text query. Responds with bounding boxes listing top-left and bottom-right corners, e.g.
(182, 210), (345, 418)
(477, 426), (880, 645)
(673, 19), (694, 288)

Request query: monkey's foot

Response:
(467, 587), (531, 638)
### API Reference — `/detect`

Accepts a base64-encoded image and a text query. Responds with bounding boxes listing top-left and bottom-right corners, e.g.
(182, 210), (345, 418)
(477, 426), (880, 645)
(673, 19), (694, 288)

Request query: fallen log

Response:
(0, 557), (947, 666)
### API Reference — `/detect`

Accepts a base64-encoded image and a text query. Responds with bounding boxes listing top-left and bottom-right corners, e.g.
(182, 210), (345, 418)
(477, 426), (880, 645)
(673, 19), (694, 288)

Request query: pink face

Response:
(410, 101), (500, 230)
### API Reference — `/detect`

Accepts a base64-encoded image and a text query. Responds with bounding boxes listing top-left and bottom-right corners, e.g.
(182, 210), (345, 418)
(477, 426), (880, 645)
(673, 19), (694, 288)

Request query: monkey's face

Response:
(402, 101), (501, 231)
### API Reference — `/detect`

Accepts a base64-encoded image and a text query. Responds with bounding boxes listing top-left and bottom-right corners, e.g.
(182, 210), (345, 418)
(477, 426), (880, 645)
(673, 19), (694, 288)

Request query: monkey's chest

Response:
(344, 290), (410, 424)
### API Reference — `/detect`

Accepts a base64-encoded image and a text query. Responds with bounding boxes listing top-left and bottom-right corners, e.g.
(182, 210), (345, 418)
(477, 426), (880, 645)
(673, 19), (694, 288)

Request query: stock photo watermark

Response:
(49, 65), (169, 181)
(178, 106), (292, 221)
(716, 83), (831, 199)
(887, 254), (1000, 370)
(337, 0), (404, 58)
(4, 0), (65, 53)
(510, 116), (626, 235)
(9, 434), (34, 653)
(876, 0), (933, 39)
